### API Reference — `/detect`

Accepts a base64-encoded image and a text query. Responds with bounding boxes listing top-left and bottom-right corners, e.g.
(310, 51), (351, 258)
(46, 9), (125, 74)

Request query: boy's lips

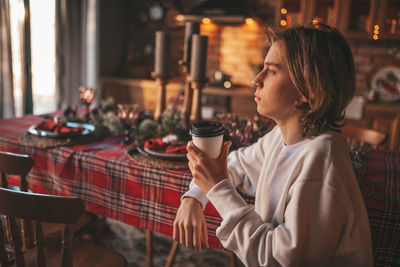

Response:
(254, 93), (261, 101)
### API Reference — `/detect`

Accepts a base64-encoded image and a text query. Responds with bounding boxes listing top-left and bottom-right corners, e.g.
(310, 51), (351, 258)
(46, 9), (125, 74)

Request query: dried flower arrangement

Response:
(215, 113), (275, 151)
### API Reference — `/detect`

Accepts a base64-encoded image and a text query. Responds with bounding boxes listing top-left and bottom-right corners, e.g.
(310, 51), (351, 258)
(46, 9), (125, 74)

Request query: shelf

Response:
(100, 77), (257, 118)
(275, 0), (400, 41)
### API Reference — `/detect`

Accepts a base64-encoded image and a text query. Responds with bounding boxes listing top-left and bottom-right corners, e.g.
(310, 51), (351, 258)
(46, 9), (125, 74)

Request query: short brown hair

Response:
(266, 24), (355, 137)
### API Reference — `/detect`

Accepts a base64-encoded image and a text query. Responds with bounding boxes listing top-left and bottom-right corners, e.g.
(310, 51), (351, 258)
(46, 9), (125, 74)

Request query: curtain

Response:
(22, 0), (33, 114)
(55, 0), (99, 110)
(55, 0), (87, 110)
(0, 0), (15, 119)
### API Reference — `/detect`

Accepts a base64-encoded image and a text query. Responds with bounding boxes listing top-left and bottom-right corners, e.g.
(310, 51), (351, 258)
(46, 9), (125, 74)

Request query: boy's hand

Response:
(173, 197), (209, 252)
(186, 141), (232, 194)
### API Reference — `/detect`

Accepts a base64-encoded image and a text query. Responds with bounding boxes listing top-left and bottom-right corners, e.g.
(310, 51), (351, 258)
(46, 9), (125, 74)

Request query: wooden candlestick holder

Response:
(151, 72), (169, 121)
(179, 60), (192, 128)
(189, 77), (208, 123)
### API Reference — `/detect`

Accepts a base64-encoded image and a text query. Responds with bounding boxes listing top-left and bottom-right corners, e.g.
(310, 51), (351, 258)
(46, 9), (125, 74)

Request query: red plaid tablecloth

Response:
(0, 116), (399, 265)
(0, 115), (224, 249)
(359, 149), (400, 266)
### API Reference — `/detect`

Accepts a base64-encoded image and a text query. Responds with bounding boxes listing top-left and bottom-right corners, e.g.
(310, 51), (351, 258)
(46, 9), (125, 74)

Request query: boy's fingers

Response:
(187, 142), (204, 161)
(187, 141), (200, 153)
(173, 222), (179, 241)
(186, 151), (195, 162)
(193, 227), (201, 252)
(179, 225), (185, 245)
(185, 225), (194, 250)
(219, 141), (232, 159)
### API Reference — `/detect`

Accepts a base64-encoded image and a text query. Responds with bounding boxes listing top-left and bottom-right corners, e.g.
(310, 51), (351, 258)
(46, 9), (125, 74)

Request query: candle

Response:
(183, 22), (200, 65)
(154, 31), (169, 76)
(190, 34), (208, 81)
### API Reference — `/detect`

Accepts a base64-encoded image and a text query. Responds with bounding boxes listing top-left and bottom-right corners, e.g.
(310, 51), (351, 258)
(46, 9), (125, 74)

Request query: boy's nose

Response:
(252, 73), (263, 89)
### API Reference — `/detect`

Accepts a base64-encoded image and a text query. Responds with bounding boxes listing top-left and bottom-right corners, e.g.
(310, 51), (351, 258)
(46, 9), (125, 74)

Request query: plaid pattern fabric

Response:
(0, 115), (225, 249)
(359, 149), (400, 266)
(1, 116), (399, 264)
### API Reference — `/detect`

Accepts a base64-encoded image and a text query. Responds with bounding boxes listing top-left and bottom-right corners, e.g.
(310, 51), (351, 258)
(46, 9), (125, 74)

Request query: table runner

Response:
(0, 115), (399, 265)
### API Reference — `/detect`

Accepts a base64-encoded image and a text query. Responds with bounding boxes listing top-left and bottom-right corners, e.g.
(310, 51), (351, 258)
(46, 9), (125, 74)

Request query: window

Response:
(10, 0), (56, 116)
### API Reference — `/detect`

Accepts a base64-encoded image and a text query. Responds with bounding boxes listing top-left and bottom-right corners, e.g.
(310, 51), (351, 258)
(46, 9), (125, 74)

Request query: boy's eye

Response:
(266, 69), (274, 75)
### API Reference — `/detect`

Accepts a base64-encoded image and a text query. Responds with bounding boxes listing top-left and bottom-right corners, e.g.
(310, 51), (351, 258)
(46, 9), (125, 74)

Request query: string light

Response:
(202, 17), (212, 24)
(281, 8), (287, 15)
(224, 81), (232, 89)
(312, 19), (319, 25)
(373, 24), (379, 40)
(280, 19), (287, 26)
(175, 14), (184, 22)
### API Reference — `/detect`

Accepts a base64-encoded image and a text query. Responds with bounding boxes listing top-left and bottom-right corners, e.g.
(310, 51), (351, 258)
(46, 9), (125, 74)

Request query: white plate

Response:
(28, 122), (95, 138)
(137, 144), (187, 160)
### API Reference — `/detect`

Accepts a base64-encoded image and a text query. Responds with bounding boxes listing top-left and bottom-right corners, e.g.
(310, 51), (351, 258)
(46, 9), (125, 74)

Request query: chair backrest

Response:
(0, 151), (34, 248)
(341, 125), (386, 149)
(0, 187), (85, 267)
(0, 151), (33, 190)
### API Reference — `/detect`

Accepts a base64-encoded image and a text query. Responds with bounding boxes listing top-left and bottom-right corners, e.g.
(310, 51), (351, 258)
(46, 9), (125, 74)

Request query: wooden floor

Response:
(94, 218), (244, 267)
(7, 217), (244, 267)
(3, 219), (243, 267)
(22, 239), (125, 267)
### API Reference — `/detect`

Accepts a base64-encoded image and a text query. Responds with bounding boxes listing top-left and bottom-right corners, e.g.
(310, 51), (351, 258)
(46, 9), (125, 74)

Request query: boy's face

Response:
(252, 41), (301, 123)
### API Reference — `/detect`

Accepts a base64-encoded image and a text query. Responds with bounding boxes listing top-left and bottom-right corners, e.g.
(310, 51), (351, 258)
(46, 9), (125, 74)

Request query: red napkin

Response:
(144, 138), (168, 151)
(56, 125), (84, 134)
(165, 144), (187, 154)
(35, 119), (84, 134)
(35, 119), (57, 131)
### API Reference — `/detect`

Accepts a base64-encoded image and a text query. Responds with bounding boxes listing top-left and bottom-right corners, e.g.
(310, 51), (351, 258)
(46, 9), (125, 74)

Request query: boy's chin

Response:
(256, 108), (275, 122)
(256, 107), (268, 117)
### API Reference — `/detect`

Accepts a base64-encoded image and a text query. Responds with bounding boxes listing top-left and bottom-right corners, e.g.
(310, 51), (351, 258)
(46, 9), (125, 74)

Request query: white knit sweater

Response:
(184, 126), (373, 267)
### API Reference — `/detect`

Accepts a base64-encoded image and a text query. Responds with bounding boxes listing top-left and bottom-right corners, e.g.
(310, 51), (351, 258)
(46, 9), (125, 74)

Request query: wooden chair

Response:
(0, 151), (93, 249)
(0, 187), (126, 267)
(341, 124), (386, 149)
(0, 151), (34, 248)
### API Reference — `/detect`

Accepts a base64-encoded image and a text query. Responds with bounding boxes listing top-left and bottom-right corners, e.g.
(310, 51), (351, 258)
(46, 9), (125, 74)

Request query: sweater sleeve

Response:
(181, 179), (209, 209)
(207, 176), (347, 266)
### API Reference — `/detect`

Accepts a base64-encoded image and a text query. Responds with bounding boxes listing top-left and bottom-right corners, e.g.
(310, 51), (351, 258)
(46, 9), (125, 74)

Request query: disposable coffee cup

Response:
(190, 121), (224, 159)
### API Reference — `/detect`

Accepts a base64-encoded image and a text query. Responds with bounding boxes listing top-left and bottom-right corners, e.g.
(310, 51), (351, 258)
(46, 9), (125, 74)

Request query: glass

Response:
(79, 86), (96, 118)
(117, 104), (140, 143)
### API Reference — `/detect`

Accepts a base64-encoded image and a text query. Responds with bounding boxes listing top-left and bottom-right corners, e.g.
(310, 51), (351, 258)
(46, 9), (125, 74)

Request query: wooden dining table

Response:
(0, 114), (399, 267)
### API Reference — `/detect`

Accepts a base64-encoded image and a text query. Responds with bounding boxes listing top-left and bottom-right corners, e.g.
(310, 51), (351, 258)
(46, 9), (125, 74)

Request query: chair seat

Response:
(341, 124), (386, 149)
(3, 212), (93, 248)
(41, 212), (93, 246)
(23, 239), (126, 267)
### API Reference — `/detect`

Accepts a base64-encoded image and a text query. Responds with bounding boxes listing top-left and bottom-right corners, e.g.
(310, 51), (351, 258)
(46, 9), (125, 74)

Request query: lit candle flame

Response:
(202, 17), (212, 24)
(245, 18), (255, 25)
